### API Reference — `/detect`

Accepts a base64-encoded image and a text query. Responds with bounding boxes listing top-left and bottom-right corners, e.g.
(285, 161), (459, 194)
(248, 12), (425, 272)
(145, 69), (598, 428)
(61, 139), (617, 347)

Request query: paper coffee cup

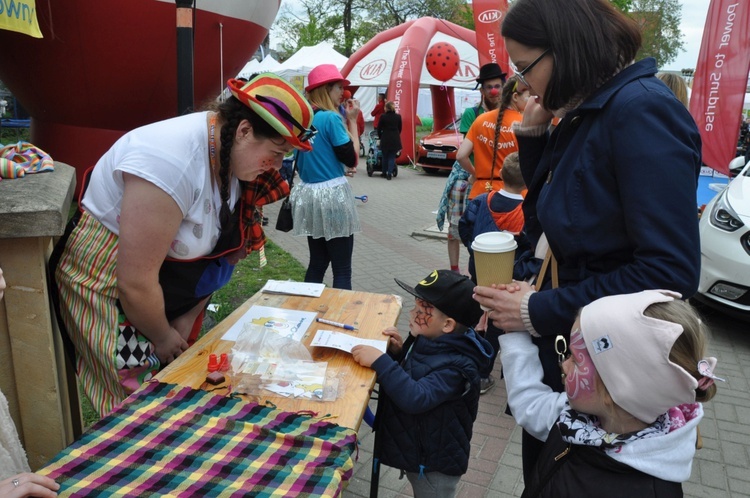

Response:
(471, 231), (517, 289)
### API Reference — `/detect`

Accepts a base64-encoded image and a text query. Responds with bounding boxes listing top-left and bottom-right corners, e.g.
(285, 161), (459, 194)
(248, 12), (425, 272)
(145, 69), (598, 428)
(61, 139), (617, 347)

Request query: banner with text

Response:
(472, 0), (508, 73)
(689, 0), (750, 175)
(0, 0), (42, 38)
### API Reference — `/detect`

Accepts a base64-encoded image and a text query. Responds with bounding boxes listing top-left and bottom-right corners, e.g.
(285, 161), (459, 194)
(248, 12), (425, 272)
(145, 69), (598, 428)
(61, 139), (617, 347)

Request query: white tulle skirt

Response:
(290, 176), (361, 240)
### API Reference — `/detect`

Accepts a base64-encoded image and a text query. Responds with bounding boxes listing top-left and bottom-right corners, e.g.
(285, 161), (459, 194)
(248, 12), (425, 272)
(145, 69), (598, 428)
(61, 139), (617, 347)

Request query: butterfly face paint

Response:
(562, 328), (599, 404)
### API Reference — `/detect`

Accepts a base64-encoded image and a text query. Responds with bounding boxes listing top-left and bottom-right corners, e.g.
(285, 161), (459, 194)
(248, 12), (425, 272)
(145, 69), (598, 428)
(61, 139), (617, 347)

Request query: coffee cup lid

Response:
(471, 231), (517, 253)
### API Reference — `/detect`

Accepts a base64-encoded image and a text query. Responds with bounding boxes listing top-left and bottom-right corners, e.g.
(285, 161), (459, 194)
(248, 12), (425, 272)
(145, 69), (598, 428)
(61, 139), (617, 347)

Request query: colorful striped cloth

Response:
(0, 141), (54, 180)
(39, 382), (357, 497)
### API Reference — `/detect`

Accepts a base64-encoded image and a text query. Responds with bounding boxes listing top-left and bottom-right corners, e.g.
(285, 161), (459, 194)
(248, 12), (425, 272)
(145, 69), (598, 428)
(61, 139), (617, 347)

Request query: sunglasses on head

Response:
(255, 94), (317, 142)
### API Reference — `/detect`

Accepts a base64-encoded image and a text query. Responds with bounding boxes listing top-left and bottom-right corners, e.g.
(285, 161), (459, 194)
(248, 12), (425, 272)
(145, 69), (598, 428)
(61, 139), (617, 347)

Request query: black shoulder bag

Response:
(275, 153), (296, 232)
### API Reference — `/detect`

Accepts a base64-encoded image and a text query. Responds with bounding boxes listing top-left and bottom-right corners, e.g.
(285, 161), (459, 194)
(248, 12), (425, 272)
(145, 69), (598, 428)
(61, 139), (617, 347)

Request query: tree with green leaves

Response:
(273, 0), (683, 69)
(273, 0), (470, 58)
(612, 0), (685, 68)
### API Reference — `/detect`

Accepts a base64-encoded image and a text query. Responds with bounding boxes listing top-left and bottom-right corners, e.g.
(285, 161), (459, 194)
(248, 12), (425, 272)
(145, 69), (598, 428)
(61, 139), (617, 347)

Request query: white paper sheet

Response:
(221, 305), (318, 342)
(261, 280), (326, 297)
(310, 329), (388, 354)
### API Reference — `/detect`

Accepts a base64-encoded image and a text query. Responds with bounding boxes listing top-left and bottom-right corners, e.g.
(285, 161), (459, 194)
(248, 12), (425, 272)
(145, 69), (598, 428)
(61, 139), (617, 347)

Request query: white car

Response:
(695, 156), (750, 319)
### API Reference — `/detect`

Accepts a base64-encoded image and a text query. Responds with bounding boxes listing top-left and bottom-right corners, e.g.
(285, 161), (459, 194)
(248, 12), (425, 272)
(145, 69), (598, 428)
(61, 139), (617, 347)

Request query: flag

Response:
(472, 0), (509, 73)
(0, 0), (42, 38)
(689, 0), (750, 175)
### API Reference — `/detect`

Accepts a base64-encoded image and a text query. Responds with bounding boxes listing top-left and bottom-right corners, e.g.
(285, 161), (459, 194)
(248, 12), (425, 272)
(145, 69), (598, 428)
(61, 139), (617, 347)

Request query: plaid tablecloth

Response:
(39, 382), (357, 497)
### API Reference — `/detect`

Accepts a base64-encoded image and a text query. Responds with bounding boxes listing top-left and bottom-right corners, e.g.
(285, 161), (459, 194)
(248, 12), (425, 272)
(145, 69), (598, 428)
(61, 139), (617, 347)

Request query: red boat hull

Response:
(0, 0), (278, 191)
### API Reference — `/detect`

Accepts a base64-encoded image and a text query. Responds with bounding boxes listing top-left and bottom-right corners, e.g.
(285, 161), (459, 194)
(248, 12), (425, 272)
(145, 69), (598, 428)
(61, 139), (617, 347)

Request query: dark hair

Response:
(501, 0), (641, 110)
(207, 95), (280, 226)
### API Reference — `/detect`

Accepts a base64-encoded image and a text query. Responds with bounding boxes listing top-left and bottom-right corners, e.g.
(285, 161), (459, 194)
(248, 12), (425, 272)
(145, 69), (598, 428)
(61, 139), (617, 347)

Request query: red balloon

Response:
(425, 42), (460, 82)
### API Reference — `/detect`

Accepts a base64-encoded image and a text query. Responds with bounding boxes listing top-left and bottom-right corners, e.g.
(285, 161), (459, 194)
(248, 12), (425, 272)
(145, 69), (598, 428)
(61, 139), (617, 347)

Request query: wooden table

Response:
(156, 287), (402, 431)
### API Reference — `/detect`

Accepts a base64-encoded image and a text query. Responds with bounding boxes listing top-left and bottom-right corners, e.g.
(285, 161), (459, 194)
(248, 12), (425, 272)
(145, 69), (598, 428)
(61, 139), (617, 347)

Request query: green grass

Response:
(205, 239), (307, 325)
(80, 238), (307, 428)
(0, 127), (30, 144)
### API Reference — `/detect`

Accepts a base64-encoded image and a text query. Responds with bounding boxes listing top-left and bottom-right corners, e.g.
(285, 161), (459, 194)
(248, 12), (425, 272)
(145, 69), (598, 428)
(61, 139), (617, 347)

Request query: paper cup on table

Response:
(471, 232), (518, 311)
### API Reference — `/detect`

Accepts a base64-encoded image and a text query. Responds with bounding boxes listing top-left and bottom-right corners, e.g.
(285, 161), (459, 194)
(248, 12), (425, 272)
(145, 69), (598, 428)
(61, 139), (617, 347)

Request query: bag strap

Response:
(288, 150), (298, 189)
(535, 247), (559, 289)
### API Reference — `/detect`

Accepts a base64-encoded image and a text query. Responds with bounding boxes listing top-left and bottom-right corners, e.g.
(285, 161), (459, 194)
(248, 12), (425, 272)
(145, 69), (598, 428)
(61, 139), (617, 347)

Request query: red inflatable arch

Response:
(341, 18), (478, 164)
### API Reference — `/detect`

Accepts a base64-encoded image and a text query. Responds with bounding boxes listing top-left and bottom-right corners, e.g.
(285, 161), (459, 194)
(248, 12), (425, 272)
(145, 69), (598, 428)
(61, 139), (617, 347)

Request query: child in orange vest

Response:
(459, 152), (527, 284)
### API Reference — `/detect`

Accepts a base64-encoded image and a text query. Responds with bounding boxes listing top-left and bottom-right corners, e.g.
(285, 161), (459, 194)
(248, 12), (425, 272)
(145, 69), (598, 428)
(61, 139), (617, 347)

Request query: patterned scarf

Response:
(436, 160), (470, 230)
(241, 168), (290, 253)
(556, 403), (701, 453)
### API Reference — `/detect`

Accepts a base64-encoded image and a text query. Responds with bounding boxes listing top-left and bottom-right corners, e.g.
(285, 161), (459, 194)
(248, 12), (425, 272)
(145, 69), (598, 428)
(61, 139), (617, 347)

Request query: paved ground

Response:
(262, 151), (750, 497)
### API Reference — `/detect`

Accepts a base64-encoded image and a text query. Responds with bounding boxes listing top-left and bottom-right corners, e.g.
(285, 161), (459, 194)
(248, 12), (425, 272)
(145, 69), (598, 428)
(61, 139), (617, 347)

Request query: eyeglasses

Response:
(510, 48), (551, 88)
(255, 95), (317, 142)
(482, 83), (503, 91)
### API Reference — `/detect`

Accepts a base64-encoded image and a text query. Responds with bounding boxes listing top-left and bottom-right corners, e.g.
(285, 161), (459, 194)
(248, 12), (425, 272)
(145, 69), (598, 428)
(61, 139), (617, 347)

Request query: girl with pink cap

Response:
(290, 64), (361, 290)
(498, 290), (720, 496)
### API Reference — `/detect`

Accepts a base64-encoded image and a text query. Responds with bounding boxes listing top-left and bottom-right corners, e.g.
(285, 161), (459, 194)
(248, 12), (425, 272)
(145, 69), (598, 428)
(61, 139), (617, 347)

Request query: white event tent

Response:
(237, 54), (281, 79)
(275, 42), (348, 81)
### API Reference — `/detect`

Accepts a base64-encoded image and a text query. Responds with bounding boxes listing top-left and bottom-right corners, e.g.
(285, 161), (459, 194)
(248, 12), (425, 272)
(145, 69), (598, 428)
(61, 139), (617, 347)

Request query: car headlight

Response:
(419, 139), (424, 146)
(709, 190), (744, 232)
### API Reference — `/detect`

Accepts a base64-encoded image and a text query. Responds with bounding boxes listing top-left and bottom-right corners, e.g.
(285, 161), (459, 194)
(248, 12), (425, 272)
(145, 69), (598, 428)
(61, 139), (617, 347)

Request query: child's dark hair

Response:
(500, 152), (524, 189)
(643, 300), (717, 403)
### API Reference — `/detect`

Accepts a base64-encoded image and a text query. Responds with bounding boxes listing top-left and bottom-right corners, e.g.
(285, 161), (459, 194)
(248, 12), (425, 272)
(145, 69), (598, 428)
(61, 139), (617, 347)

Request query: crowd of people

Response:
(1, 0), (724, 496)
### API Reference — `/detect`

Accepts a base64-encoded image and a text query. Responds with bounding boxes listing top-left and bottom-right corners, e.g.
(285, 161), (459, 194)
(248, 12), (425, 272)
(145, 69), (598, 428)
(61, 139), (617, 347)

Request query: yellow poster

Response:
(0, 0), (43, 38)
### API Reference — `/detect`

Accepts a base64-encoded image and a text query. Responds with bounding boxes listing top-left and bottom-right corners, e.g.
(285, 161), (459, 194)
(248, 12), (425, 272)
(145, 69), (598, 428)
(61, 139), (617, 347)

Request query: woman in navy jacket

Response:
(473, 0), (702, 481)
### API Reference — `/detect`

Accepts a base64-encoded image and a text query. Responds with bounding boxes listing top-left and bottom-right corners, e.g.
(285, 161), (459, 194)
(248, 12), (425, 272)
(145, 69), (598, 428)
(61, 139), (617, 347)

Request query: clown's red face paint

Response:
(231, 131), (292, 182)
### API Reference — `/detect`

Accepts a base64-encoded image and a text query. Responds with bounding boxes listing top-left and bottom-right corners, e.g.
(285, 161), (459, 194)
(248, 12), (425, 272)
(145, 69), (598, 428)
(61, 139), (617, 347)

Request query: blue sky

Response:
(665, 0), (710, 72)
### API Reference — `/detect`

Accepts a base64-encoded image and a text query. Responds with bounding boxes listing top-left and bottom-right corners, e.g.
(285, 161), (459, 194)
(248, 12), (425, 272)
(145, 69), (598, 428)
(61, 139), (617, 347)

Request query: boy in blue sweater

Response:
(352, 270), (492, 497)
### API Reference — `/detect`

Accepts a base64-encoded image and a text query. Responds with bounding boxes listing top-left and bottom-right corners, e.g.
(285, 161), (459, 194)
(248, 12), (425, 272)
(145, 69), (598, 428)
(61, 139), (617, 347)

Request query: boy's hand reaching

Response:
(381, 326), (403, 355)
(351, 345), (384, 368)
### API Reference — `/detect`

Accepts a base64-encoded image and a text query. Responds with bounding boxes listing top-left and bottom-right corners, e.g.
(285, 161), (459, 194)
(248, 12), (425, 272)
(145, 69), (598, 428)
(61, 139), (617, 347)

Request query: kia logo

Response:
(452, 60), (480, 82)
(359, 59), (387, 80)
(477, 9), (502, 23)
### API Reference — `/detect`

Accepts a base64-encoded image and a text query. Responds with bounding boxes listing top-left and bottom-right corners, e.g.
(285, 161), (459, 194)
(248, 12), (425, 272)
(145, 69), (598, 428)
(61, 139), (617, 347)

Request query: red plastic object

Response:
(218, 353), (230, 372)
(207, 353), (219, 372)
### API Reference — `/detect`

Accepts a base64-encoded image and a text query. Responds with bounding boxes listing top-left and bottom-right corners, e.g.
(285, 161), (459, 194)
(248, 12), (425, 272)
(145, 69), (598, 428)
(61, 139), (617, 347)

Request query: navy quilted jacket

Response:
(370, 329), (493, 476)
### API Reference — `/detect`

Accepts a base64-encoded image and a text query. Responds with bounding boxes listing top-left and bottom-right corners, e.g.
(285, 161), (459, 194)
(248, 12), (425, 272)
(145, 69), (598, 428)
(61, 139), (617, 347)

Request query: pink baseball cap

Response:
(579, 290), (699, 423)
(305, 64), (350, 92)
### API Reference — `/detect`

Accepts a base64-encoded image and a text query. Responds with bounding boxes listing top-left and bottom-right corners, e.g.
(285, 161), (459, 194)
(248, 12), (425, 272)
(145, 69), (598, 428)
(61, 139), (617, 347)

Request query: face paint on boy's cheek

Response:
(565, 331), (597, 400)
(412, 298), (435, 329)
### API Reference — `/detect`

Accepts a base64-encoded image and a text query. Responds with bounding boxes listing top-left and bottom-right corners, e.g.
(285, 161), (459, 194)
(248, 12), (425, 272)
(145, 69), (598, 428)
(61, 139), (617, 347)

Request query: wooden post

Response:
(0, 162), (78, 469)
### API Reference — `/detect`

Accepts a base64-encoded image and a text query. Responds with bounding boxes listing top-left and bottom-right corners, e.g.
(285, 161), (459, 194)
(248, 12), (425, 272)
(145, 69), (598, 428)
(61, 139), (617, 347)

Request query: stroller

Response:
(365, 130), (397, 178)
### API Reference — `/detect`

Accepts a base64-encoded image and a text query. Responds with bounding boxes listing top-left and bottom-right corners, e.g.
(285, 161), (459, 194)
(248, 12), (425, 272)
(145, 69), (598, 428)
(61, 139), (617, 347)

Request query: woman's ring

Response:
(12, 478), (19, 487)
